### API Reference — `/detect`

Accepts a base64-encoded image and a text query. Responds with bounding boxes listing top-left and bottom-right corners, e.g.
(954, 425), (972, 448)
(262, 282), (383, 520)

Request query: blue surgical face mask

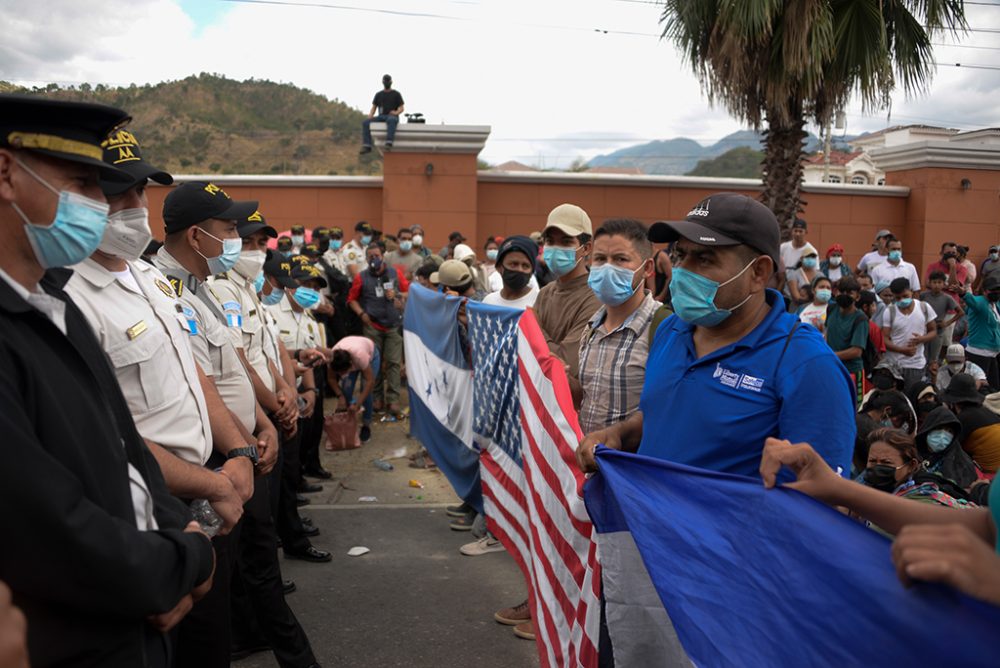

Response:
(196, 228), (241, 274)
(888, 250), (902, 262)
(802, 256), (818, 269)
(815, 288), (832, 304)
(486, 249), (499, 262)
(293, 286), (321, 309)
(588, 262), (644, 306)
(10, 158), (110, 269)
(253, 272), (265, 294)
(926, 429), (954, 453)
(543, 246), (581, 277)
(399, 240), (413, 252)
(669, 259), (757, 328)
(896, 297), (913, 309)
(291, 234), (305, 246)
(361, 235), (372, 246)
(262, 285), (284, 306)
(331, 239), (342, 250)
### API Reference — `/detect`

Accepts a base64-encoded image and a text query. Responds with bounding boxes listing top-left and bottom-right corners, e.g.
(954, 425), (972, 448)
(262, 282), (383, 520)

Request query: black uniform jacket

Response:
(0, 269), (214, 667)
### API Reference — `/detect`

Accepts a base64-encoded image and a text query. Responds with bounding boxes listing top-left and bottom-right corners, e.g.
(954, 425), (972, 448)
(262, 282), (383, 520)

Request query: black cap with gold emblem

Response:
(0, 93), (132, 181)
(99, 128), (173, 196)
(263, 250), (299, 289)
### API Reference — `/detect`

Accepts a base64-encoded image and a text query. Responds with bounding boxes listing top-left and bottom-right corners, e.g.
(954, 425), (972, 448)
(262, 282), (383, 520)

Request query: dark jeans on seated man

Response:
(361, 114), (399, 147)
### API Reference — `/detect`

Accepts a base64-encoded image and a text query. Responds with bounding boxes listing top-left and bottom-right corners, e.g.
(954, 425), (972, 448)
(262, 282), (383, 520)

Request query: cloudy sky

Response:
(2, 0), (999, 167)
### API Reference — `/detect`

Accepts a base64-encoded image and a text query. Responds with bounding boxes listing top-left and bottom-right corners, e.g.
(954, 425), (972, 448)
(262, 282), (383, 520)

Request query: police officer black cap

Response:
(162, 181), (258, 234)
(0, 93), (132, 182)
(263, 251), (299, 289)
(99, 128), (173, 196)
(277, 236), (293, 250)
(648, 192), (781, 268)
(238, 210), (277, 239)
(291, 263), (328, 289)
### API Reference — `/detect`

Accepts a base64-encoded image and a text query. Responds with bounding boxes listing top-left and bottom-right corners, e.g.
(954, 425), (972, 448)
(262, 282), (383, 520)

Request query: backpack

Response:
(648, 304), (674, 346)
(887, 300), (932, 330)
(857, 312), (881, 375)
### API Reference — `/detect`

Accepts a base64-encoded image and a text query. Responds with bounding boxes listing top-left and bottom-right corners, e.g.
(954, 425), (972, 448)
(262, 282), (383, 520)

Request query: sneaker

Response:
(360, 425), (371, 442)
(495, 599), (531, 626)
(446, 501), (472, 518)
(460, 535), (504, 556)
(385, 140), (393, 150)
(513, 621), (535, 641)
(449, 511), (476, 531)
(359, 145), (372, 154)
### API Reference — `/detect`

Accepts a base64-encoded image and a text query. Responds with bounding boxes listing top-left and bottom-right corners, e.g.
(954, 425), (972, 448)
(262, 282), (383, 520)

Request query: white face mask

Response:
(233, 250), (267, 280)
(829, 256), (842, 267)
(413, 234), (424, 247)
(98, 207), (152, 262)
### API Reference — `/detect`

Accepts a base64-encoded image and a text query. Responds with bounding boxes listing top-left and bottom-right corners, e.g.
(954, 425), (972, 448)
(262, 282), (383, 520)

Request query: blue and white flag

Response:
(402, 285), (482, 513)
(587, 447), (1000, 668)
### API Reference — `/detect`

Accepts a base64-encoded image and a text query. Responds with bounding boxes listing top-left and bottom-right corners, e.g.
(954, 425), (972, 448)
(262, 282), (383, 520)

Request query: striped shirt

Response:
(578, 293), (657, 435)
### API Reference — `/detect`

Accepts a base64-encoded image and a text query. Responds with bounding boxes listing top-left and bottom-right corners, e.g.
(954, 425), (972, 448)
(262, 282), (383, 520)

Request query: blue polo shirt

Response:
(638, 289), (854, 477)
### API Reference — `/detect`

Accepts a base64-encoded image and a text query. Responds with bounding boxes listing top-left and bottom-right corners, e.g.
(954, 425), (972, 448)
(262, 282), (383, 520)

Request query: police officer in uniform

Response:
(210, 213), (323, 666)
(0, 94), (215, 667)
(154, 181), (284, 667)
(289, 224), (306, 254)
(65, 132), (264, 666)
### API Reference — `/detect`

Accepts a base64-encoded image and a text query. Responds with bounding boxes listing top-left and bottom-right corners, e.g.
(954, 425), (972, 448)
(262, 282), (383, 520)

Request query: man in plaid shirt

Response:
(578, 218), (658, 435)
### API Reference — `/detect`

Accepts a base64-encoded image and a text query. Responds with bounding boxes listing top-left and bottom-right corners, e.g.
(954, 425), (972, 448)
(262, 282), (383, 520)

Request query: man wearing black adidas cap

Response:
(577, 193), (857, 662)
(579, 192), (855, 477)
(0, 95), (215, 667)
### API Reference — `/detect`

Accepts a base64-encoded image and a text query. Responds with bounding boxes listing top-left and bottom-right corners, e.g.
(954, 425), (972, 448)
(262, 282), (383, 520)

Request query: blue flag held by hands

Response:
(586, 447), (1000, 668)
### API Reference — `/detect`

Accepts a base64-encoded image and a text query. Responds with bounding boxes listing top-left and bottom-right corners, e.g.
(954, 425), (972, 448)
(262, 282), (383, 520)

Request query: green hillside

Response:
(1, 73), (379, 176)
(686, 146), (765, 179)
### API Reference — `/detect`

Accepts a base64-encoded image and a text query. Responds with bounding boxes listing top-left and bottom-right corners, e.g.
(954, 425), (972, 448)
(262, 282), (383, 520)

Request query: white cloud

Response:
(2, 0), (997, 167)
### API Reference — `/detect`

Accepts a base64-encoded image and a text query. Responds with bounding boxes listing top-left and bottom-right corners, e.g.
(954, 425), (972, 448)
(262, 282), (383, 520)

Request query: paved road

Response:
(235, 411), (540, 668)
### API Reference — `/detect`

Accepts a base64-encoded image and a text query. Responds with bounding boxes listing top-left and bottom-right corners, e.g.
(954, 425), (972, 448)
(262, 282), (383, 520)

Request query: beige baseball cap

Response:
(431, 259), (473, 288)
(544, 203), (592, 237)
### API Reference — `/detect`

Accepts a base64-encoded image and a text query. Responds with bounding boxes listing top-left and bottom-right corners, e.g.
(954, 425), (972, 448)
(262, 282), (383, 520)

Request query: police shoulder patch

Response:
(166, 276), (184, 298)
(154, 278), (176, 298)
(222, 300), (242, 313)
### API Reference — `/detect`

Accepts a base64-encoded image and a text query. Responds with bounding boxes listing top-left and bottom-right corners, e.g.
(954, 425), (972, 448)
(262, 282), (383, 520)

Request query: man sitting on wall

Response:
(360, 74), (404, 154)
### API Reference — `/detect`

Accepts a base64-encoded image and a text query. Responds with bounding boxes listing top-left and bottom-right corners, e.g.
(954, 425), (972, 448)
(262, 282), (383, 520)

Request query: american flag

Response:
(467, 302), (601, 668)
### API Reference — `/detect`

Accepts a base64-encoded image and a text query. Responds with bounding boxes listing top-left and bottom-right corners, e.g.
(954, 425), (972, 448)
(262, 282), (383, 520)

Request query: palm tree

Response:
(660, 0), (967, 232)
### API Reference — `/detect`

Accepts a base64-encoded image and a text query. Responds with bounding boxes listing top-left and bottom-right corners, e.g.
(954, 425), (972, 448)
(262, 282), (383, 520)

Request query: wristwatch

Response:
(227, 445), (260, 466)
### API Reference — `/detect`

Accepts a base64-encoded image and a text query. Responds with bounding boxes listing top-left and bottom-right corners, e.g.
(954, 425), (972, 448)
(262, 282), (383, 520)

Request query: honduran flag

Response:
(402, 284), (483, 513)
(586, 447), (1000, 667)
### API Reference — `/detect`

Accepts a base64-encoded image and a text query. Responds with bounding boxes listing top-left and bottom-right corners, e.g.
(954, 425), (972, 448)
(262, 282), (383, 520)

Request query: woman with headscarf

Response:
(821, 244), (853, 284)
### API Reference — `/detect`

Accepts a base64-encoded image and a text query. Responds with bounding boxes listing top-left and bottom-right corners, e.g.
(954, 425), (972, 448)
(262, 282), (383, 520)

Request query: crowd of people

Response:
(1, 93), (998, 668)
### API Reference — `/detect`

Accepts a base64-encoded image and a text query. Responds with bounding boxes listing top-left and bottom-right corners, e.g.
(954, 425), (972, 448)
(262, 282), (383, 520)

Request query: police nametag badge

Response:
(126, 320), (148, 340)
(181, 304), (198, 335)
(154, 278), (176, 298)
(222, 300), (243, 328)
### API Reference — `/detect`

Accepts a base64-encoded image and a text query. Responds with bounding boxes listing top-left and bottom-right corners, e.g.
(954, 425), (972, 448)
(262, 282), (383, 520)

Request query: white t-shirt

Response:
(780, 241), (808, 273)
(482, 286), (539, 309)
(869, 260), (921, 291)
(798, 302), (828, 331)
(826, 265), (844, 283)
(487, 271), (539, 294)
(878, 300), (938, 369)
(857, 250), (887, 273)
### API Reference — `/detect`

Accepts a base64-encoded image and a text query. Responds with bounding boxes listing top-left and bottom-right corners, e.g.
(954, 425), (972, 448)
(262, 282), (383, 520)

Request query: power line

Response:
(935, 61), (1000, 70)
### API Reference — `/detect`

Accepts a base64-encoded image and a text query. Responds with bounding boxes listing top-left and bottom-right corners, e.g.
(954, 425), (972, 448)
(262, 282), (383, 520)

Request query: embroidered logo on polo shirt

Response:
(713, 363), (764, 393)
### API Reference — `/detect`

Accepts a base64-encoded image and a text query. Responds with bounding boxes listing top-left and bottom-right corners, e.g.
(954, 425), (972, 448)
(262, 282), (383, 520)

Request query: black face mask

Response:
(988, 291), (1000, 303)
(862, 464), (901, 492)
(501, 268), (531, 292)
(835, 293), (856, 309)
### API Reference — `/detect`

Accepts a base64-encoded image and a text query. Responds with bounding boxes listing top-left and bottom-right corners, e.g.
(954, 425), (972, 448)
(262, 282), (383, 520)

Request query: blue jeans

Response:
(361, 114), (399, 147)
(341, 346), (381, 425)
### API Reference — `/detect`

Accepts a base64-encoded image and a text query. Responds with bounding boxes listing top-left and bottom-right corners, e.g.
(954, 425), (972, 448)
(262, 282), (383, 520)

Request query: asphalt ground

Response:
(234, 406), (540, 668)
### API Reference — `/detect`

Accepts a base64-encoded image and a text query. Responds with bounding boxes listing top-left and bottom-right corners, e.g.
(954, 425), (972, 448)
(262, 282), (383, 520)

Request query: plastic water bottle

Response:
(191, 499), (223, 538)
(372, 459), (394, 471)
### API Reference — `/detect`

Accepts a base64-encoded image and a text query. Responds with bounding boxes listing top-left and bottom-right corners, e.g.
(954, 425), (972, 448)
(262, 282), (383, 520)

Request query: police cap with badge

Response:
(99, 128), (173, 196)
(0, 94), (132, 182)
(162, 181), (258, 235)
